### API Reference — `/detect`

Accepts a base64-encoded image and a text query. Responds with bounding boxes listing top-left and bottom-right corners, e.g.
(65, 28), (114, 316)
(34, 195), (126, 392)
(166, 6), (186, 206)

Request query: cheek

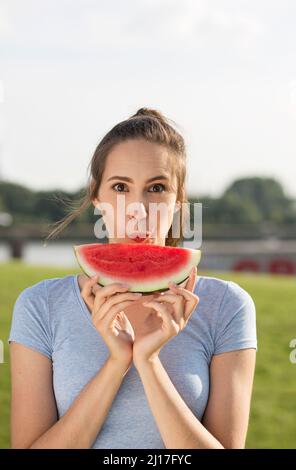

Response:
(150, 199), (177, 234)
(162, 196), (177, 219)
(96, 188), (118, 232)
(98, 187), (121, 216)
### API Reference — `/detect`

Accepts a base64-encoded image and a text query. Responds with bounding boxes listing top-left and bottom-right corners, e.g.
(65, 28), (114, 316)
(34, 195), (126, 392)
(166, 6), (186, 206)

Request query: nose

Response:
(126, 201), (148, 222)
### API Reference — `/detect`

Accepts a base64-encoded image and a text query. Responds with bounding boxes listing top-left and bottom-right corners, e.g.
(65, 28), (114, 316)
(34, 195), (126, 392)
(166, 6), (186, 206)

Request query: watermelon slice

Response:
(73, 243), (201, 294)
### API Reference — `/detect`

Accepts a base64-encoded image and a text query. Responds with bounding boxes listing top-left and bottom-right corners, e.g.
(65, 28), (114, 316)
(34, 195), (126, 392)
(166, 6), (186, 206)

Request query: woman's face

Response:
(92, 138), (180, 246)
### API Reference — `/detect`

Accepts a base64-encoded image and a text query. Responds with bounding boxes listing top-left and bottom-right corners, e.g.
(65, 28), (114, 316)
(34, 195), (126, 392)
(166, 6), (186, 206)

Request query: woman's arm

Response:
(202, 348), (256, 448)
(135, 348), (256, 449)
(10, 342), (130, 449)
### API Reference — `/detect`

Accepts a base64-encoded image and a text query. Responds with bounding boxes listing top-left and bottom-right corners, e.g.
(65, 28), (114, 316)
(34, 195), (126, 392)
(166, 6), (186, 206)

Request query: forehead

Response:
(104, 138), (172, 173)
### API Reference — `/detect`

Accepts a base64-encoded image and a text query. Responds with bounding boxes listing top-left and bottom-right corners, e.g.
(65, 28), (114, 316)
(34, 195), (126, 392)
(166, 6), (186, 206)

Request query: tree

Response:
(223, 177), (289, 223)
(0, 181), (36, 221)
(191, 177), (296, 225)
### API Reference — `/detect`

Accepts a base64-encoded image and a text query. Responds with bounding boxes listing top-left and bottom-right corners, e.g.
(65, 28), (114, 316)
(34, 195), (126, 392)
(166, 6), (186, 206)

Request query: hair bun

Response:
(132, 107), (166, 121)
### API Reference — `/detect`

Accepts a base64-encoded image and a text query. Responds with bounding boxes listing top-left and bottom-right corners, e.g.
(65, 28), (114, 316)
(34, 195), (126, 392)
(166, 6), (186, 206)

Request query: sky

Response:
(0, 0), (295, 199)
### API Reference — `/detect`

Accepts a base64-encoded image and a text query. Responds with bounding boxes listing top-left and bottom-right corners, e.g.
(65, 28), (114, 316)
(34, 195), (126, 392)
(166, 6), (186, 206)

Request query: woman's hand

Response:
(80, 275), (141, 367)
(133, 267), (199, 368)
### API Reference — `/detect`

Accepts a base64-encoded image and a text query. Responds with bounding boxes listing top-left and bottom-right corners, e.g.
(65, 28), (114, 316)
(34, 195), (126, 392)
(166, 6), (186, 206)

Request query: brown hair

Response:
(44, 107), (190, 247)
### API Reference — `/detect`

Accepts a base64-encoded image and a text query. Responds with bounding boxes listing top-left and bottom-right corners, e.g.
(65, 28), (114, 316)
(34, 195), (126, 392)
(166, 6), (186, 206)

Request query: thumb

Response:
(80, 274), (99, 314)
(82, 274), (100, 296)
(91, 274), (101, 294)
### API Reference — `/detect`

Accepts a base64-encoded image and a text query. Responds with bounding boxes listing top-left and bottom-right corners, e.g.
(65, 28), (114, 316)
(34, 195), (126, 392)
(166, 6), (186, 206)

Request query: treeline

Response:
(191, 177), (296, 225)
(0, 177), (295, 226)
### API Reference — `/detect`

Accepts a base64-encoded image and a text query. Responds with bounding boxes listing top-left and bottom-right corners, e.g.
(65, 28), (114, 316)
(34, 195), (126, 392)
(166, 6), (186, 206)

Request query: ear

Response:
(90, 179), (99, 209)
(92, 199), (107, 217)
(92, 198), (104, 214)
(92, 197), (99, 208)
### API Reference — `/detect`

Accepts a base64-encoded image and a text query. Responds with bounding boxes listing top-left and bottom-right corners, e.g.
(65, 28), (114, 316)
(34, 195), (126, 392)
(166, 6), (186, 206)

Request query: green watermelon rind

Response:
(73, 244), (201, 294)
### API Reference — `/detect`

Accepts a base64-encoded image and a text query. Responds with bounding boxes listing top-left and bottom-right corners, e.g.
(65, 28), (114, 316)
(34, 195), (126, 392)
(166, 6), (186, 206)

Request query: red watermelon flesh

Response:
(73, 243), (201, 294)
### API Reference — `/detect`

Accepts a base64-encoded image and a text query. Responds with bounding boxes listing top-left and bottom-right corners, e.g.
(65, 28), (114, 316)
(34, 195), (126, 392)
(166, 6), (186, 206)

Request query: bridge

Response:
(1, 222), (296, 274)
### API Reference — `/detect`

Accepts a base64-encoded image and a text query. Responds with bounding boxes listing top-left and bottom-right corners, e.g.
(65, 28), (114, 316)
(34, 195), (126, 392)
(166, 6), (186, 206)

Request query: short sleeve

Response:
(214, 281), (258, 355)
(8, 282), (53, 360)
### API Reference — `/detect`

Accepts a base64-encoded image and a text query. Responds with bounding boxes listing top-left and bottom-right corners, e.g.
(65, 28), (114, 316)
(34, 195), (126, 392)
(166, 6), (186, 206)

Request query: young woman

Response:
(8, 108), (257, 449)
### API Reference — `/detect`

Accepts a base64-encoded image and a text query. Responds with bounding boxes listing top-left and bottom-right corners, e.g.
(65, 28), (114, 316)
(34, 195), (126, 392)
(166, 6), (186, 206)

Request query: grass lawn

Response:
(0, 261), (295, 449)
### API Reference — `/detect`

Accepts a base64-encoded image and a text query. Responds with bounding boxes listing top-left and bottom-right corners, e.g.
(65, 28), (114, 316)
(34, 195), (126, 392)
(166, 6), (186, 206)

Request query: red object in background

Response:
(233, 259), (260, 272)
(233, 257), (296, 274)
(268, 259), (295, 274)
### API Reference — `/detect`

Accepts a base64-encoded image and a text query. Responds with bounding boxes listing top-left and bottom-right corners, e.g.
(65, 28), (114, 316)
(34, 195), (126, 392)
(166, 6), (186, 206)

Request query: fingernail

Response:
(169, 281), (177, 287)
(120, 283), (130, 288)
(92, 274), (99, 280)
(133, 293), (142, 297)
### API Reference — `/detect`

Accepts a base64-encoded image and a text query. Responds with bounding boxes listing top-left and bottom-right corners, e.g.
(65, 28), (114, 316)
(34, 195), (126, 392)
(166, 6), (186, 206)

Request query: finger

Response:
(191, 266), (198, 291)
(94, 292), (142, 320)
(91, 283), (101, 295)
(93, 283), (131, 312)
(167, 281), (195, 301)
(143, 299), (178, 325)
(81, 274), (100, 297)
(94, 281), (131, 298)
(153, 293), (185, 322)
(177, 278), (188, 289)
(80, 275), (100, 311)
(143, 300), (180, 335)
(166, 270), (195, 296)
(118, 310), (133, 328)
(167, 284), (199, 319)
(93, 300), (138, 330)
(117, 312), (135, 338)
(184, 266), (197, 292)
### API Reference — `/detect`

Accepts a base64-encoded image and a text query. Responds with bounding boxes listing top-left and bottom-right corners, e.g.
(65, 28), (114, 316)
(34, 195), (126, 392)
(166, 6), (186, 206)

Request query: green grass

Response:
(0, 262), (295, 448)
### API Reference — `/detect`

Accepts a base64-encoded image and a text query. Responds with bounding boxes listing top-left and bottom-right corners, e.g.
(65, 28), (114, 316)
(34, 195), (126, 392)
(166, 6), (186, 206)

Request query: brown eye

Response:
(112, 183), (128, 192)
(148, 184), (166, 193)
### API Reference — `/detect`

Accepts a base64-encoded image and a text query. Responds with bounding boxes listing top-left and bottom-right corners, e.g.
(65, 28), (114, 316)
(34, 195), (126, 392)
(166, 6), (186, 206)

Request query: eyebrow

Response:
(107, 175), (170, 183)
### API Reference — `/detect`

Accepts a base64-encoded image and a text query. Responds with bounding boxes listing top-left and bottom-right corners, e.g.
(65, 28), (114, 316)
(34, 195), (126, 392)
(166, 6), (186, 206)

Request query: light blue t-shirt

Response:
(8, 274), (257, 449)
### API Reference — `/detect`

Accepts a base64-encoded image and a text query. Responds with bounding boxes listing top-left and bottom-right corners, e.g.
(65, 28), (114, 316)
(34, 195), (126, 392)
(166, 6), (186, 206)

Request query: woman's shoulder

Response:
(9, 276), (75, 359)
(194, 274), (254, 307)
(194, 275), (257, 354)
(13, 275), (76, 320)
(18, 274), (75, 299)
(194, 274), (228, 295)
